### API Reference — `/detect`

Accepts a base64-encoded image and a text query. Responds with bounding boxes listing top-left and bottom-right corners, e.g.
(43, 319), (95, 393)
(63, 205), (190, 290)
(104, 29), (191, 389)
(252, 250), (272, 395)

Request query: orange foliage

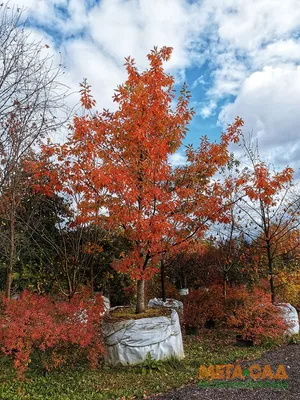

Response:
(276, 270), (300, 309)
(184, 284), (226, 328)
(28, 47), (243, 311)
(185, 285), (289, 344)
(243, 162), (294, 206)
(227, 287), (289, 345)
(0, 289), (104, 378)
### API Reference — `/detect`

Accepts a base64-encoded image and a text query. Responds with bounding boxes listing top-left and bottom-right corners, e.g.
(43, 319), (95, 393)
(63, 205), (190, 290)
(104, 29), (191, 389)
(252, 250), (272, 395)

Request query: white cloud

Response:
(12, 0), (207, 107)
(199, 100), (217, 119)
(169, 152), (187, 167)
(192, 75), (205, 89)
(219, 66), (300, 169)
(86, 0), (206, 73)
(62, 39), (127, 110)
(193, 1), (300, 121)
(6, 0), (300, 170)
(253, 39), (300, 67)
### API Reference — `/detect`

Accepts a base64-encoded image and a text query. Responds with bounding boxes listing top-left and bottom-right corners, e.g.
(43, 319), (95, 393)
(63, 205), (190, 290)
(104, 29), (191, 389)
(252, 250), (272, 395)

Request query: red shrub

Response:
(184, 285), (226, 328)
(0, 289), (104, 378)
(224, 285), (250, 311)
(227, 287), (288, 345)
(184, 284), (289, 344)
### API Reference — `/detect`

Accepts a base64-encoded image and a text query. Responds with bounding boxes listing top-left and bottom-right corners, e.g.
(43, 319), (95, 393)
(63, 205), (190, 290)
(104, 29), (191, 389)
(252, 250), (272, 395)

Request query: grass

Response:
(0, 329), (277, 400)
(288, 333), (300, 344)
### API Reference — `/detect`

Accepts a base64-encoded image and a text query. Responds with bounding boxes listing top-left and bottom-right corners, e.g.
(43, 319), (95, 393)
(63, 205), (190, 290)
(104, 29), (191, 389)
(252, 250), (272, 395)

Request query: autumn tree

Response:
(35, 47), (243, 313)
(236, 137), (300, 302)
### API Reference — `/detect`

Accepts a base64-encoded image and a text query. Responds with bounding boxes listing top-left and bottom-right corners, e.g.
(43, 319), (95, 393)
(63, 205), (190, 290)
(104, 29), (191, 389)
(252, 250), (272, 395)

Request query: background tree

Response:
(236, 137), (300, 302)
(163, 242), (213, 291)
(210, 157), (246, 297)
(0, 186), (132, 302)
(0, 190), (69, 294)
(0, 3), (69, 297)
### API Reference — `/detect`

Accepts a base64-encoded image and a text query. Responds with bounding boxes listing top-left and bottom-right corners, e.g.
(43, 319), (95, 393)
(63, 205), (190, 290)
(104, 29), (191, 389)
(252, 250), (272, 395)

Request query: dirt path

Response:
(152, 344), (300, 400)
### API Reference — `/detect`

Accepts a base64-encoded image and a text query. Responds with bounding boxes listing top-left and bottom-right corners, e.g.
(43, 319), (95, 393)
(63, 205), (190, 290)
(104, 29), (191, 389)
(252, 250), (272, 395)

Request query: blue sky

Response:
(12, 0), (300, 172)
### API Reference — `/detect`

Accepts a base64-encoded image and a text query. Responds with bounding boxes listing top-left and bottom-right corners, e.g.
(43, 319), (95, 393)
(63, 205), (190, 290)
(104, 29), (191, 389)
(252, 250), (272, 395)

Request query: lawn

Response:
(0, 329), (271, 400)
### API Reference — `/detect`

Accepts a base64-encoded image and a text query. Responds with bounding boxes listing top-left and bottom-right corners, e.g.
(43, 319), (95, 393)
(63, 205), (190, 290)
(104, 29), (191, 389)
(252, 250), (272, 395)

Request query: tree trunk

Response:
(136, 279), (145, 313)
(90, 259), (94, 295)
(223, 276), (227, 299)
(6, 208), (15, 299)
(161, 259), (166, 302)
(266, 242), (275, 303)
(270, 273), (275, 303)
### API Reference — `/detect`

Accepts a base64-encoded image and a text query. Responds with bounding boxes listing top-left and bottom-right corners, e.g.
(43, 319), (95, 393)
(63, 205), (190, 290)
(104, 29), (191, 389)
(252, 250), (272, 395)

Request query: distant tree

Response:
(0, 190), (69, 293)
(0, 186), (132, 300)
(211, 157), (246, 297)
(236, 137), (300, 302)
(0, 3), (69, 297)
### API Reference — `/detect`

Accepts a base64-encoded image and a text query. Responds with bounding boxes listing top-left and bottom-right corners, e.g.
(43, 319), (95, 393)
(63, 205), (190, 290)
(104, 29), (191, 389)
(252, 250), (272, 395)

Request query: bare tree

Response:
(0, 3), (70, 297)
(210, 158), (245, 297)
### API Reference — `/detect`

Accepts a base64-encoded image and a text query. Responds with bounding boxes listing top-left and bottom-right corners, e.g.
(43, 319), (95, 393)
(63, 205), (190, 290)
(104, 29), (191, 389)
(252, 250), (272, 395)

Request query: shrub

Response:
(0, 289), (104, 378)
(227, 287), (288, 345)
(183, 285), (226, 328)
(184, 284), (289, 344)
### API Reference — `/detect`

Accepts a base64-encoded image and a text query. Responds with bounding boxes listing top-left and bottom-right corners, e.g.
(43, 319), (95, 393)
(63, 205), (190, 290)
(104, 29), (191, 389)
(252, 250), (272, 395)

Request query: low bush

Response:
(227, 287), (288, 345)
(0, 289), (104, 378)
(184, 285), (289, 345)
(183, 284), (226, 328)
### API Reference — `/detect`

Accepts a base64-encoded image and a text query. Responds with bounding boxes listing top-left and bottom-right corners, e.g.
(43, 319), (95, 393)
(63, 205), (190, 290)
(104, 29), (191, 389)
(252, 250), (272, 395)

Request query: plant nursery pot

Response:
(102, 308), (185, 366)
(179, 288), (189, 296)
(236, 334), (254, 347)
(276, 303), (299, 335)
(185, 326), (198, 335)
(204, 318), (215, 329)
(148, 298), (183, 310)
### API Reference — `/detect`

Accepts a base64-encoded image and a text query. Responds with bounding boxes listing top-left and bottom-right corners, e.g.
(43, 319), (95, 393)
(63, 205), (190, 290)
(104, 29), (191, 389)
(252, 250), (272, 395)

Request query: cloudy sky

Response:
(11, 0), (300, 174)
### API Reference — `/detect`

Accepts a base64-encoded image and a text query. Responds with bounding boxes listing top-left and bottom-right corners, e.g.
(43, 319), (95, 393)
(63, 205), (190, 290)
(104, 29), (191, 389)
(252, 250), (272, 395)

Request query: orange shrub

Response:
(184, 284), (289, 344)
(184, 284), (225, 328)
(227, 287), (288, 345)
(0, 289), (104, 378)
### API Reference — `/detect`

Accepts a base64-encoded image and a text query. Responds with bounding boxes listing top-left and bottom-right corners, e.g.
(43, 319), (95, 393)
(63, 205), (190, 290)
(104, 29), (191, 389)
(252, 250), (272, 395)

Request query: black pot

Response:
(186, 326), (198, 335)
(204, 318), (215, 329)
(236, 334), (254, 347)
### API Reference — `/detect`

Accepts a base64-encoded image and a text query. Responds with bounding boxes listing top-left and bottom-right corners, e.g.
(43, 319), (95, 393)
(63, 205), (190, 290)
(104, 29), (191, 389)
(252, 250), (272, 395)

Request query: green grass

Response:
(288, 333), (300, 344)
(0, 329), (273, 400)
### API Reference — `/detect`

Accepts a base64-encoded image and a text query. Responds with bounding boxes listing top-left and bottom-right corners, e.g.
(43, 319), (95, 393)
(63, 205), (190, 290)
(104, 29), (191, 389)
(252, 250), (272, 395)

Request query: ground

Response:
(0, 330), (298, 399)
(152, 344), (300, 400)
